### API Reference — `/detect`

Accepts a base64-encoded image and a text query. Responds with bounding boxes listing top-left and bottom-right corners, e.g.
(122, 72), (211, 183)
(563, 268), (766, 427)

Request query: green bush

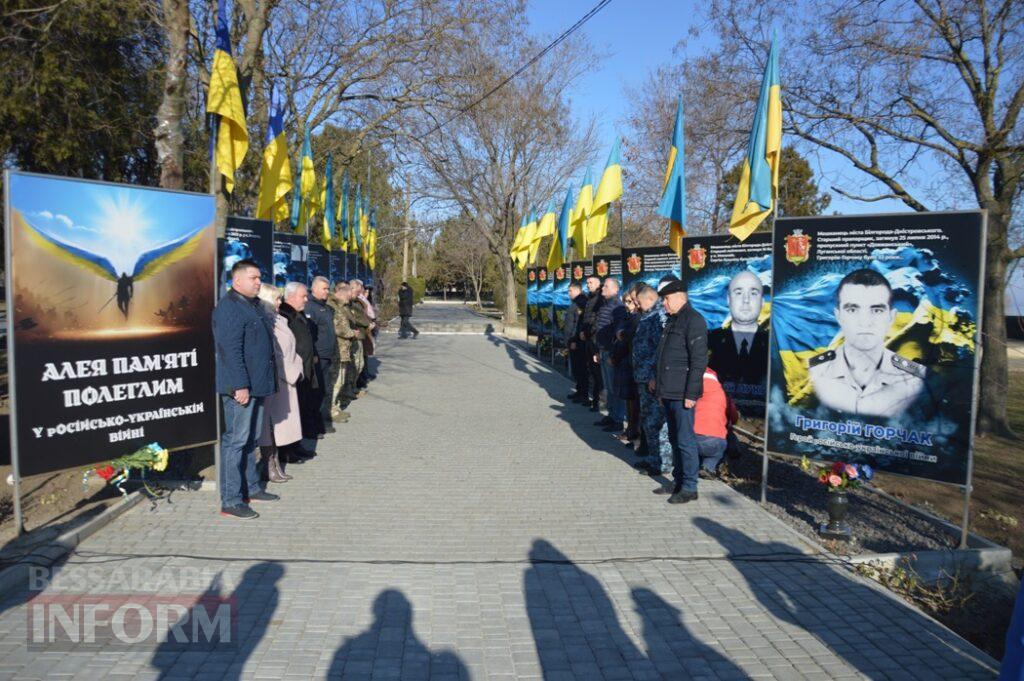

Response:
(407, 276), (426, 303)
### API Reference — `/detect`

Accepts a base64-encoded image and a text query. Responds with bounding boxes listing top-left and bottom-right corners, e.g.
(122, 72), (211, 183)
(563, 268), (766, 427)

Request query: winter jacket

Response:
(305, 296), (337, 360)
(279, 302), (317, 389)
(611, 310), (640, 399)
(594, 296), (625, 351)
(632, 303), (667, 384)
(694, 368), (738, 440)
(213, 288), (277, 397)
(654, 302), (708, 401)
(398, 285), (414, 316)
(327, 295), (358, 362)
(581, 292), (603, 350)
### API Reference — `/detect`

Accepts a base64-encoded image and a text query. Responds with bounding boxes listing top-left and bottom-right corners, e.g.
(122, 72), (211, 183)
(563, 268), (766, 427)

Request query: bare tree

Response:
(708, 0), (1024, 435)
(432, 217), (493, 305)
(409, 33), (599, 323)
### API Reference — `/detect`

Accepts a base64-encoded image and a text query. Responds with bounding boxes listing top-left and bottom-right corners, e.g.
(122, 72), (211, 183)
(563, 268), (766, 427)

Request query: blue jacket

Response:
(213, 289), (277, 397)
(595, 295), (625, 351)
(632, 303), (667, 383)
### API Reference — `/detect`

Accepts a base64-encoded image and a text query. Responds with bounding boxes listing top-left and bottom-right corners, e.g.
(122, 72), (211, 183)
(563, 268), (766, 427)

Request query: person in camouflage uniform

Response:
(327, 282), (361, 417)
(631, 284), (672, 475)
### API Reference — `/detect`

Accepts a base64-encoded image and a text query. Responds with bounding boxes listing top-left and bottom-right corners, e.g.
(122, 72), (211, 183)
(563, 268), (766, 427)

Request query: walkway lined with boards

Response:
(0, 309), (999, 679)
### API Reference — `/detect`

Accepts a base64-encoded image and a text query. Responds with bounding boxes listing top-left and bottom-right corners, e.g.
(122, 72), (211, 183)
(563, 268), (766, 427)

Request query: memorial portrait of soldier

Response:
(808, 268), (925, 417)
(707, 270), (769, 387)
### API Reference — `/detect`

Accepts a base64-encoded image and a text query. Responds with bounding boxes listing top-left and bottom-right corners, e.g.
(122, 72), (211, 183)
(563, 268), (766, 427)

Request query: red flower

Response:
(95, 465), (116, 481)
(818, 472), (829, 485)
(831, 461), (845, 474)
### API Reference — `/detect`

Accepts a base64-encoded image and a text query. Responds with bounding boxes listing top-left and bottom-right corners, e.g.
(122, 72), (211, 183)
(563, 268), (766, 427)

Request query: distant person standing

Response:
(212, 260), (281, 520)
(580, 276), (604, 411)
(397, 282), (419, 339)
(305, 276), (337, 425)
(566, 282), (589, 402)
(650, 277), (707, 504)
(594, 277), (626, 433)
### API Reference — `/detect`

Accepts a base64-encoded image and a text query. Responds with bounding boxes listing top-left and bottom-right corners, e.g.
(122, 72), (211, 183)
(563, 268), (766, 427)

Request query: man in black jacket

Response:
(650, 278), (708, 504)
(594, 278), (626, 431)
(306, 276), (337, 424)
(566, 282), (588, 401)
(579, 276), (604, 411)
(397, 282), (419, 338)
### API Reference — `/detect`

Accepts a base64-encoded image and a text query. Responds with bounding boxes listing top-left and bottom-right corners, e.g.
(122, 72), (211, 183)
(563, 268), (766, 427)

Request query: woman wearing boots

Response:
(257, 284), (304, 483)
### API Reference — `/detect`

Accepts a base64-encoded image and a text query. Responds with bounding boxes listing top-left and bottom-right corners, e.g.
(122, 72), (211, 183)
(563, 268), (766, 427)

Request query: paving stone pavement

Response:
(0, 329), (999, 680)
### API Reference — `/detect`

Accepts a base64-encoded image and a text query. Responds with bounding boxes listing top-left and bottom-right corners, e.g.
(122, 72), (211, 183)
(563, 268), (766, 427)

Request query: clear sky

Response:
(525, 0), (913, 216)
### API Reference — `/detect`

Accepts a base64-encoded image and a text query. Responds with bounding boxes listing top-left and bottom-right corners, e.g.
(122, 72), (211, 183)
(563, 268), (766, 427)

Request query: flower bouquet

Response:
(83, 443), (170, 499)
(800, 457), (874, 539)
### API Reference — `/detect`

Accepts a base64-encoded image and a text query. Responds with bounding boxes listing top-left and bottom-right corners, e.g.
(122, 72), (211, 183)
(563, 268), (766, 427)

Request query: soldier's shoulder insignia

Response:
(808, 350), (835, 368)
(891, 354), (927, 379)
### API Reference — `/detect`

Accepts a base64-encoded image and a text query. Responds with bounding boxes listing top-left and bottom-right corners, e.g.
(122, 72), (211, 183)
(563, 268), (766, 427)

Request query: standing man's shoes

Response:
(221, 505), (258, 519)
(594, 416), (613, 427)
(601, 422), (623, 433)
(653, 484), (675, 495)
(698, 469), (719, 481)
(667, 490), (699, 504)
(247, 491), (280, 502)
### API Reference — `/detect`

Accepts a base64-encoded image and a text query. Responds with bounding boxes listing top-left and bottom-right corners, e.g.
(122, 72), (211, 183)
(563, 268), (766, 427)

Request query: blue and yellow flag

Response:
(588, 138), (623, 246)
(337, 171), (349, 252)
(532, 199), (557, 264)
(256, 85), (291, 222)
(546, 187), (574, 271)
(359, 191), (370, 262)
(730, 35), (782, 241)
(510, 214), (528, 264)
(323, 154), (335, 250)
(526, 207), (543, 264)
(367, 207), (377, 270)
(206, 0), (248, 193)
(570, 168), (593, 256)
(296, 127), (317, 234)
(657, 97), (687, 255)
(353, 184), (364, 254)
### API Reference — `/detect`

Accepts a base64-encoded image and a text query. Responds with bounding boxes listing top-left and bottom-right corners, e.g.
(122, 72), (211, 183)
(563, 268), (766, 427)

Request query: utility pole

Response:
(402, 186), (411, 280)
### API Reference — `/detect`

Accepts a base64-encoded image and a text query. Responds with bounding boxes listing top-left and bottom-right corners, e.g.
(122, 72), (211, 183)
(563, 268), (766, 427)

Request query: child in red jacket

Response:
(693, 368), (738, 476)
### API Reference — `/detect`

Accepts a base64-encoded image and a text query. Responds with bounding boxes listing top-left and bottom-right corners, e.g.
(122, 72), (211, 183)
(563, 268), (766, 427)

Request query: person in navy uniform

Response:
(809, 268), (925, 417)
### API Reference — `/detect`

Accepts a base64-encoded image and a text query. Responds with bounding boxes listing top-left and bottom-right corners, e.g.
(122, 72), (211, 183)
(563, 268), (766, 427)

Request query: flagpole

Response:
(618, 201), (625, 255)
(759, 182), (781, 506)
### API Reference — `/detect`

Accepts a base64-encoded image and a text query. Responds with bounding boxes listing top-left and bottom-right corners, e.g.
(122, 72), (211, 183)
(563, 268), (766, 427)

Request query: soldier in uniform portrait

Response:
(707, 270), (769, 386)
(809, 268), (926, 417)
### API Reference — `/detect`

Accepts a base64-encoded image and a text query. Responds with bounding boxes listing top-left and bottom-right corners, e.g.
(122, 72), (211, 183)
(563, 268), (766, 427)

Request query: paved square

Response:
(0, 316), (999, 679)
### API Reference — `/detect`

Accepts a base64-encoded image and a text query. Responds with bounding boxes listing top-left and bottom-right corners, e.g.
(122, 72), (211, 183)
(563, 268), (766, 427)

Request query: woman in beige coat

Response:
(257, 284), (303, 483)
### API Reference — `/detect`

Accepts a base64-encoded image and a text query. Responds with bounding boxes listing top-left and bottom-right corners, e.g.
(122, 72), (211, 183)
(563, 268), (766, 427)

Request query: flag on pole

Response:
(569, 168), (593, 256)
(256, 84), (291, 222)
(289, 165), (301, 231)
(547, 187), (574, 271)
(359, 192), (370, 262)
(367, 208), (378, 270)
(351, 184), (362, 253)
(322, 154), (335, 250)
(206, 0), (248, 193)
(297, 127), (316, 234)
(729, 35), (782, 241)
(510, 214), (528, 265)
(657, 96), (687, 255)
(532, 199), (557, 264)
(588, 138), (622, 246)
(527, 206), (544, 264)
(337, 171), (349, 252)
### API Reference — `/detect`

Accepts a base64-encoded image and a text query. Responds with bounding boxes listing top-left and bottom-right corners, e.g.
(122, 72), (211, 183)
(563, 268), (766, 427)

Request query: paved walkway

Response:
(0, 329), (999, 679)
(389, 302), (499, 334)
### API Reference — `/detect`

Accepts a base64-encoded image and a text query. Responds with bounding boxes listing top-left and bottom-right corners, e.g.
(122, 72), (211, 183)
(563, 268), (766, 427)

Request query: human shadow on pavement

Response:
(524, 539), (749, 679)
(485, 332), (649, 475)
(327, 589), (467, 680)
(151, 561), (283, 680)
(692, 517), (996, 679)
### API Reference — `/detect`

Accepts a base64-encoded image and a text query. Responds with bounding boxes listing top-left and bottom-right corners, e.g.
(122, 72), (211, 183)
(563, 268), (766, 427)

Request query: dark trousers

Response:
(399, 315), (418, 337)
(570, 344), (589, 395)
(662, 398), (699, 493)
(318, 357), (334, 421)
(587, 344), (602, 405)
(219, 395), (265, 508)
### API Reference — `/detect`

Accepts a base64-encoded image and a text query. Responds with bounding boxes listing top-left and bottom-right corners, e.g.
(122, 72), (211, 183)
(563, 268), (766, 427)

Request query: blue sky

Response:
(11, 173), (214, 276)
(526, 0), (913, 216)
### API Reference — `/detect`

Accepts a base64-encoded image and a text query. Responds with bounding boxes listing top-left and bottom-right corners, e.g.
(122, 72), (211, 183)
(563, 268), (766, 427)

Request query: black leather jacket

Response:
(654, 302), (708, 401)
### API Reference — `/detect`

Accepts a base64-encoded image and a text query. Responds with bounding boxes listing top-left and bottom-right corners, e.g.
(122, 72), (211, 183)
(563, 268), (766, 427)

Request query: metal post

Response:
(4, 171), (25, 535)
(960, 210), (988, 548)
(760, 204), (781, 506)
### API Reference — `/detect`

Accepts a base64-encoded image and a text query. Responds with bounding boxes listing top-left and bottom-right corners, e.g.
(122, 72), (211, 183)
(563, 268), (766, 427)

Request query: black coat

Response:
(654, 302), (708, 401)
(305, 296), (337, 360)
(570, 292), (588, 341)
(398, 286), (414, 316)
(581, 292), (603, 351)
(280, 302), (317, 388)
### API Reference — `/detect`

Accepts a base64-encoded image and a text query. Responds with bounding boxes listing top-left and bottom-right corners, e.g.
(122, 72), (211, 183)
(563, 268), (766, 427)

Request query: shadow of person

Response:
(524, 539), (653, 679)
(327, 589), (467, 680)
(692, 517), (995, 678)
(151, 561), (284, 680)
(632, 587), (750, 680)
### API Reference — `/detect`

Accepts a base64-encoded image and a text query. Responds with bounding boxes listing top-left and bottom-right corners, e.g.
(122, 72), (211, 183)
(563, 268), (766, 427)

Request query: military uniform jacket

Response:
(654, 302), (708, 401)
(327, 296), (358, 362)
(632, 304), (667, 384)
(808, 346), (925, 417)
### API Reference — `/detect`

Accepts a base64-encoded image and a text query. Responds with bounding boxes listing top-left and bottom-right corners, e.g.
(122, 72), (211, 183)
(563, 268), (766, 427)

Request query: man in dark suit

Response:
(707, 270), (768, 405)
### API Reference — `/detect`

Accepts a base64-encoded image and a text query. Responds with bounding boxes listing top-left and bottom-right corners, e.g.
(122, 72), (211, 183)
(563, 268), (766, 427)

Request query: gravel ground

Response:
(722, 431), (959, 556)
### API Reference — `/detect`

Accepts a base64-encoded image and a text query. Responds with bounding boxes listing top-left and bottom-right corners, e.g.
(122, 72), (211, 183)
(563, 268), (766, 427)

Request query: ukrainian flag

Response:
(322, 154), (335, 250)
(206, 0), (248, 193)
(296, 127), (316, 234)
(337, 171), (349, 252)
(367, 208), (377, 270)
(657, 97), (686, 255)
(730, 35), (781, 241)
(546, 187), (574, 271)
(570, 168), (593, 256)
(359, 192), (370, 262)
(256, 85), (291, 222)
(351, 184), (362, 253)
(518, 208), (539, 268)
(510, 214), (528, 266)
(588, 138), (622, 246)
(532, 200), (557, 264)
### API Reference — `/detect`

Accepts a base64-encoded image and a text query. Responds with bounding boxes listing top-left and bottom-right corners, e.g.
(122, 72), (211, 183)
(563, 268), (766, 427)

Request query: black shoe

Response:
(601, 422), (623, 433)
(589, 401), (600, 412)
(699, 468), (719, 481)
(220, 504), (258, 519)
(248, 491), (280, 502)
(653, 485), (675, 495)
(668, 490), (699, 504)
(644, 467), (669, 477)
(593, 416), (613, 427)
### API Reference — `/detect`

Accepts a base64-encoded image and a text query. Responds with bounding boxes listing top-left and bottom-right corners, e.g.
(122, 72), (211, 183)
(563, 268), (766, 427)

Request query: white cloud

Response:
(55, 214), (73, 228)
(37, 210), (53, 219)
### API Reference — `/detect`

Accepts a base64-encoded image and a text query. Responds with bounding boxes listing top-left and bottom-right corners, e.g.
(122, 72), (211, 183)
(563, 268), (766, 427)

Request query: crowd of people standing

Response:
(566, 273), (737, 504)
(212, 259), (382, 519)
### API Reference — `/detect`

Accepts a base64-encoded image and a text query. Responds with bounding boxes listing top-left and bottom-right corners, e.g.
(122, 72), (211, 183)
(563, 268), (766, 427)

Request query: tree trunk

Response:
(154, 0), (190, 189)
(978, 219), (1012, 437)
(500, 256), (518, 324)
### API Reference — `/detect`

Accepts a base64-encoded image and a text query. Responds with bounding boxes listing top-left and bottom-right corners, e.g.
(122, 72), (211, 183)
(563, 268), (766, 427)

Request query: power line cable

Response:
(420, 0), (614, 139)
